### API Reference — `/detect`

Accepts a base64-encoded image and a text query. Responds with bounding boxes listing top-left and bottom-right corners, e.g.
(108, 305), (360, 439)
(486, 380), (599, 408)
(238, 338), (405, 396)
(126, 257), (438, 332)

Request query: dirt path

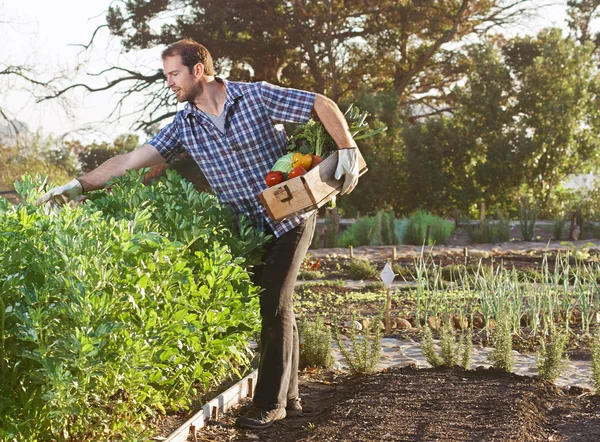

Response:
(193, 366), (600, 442)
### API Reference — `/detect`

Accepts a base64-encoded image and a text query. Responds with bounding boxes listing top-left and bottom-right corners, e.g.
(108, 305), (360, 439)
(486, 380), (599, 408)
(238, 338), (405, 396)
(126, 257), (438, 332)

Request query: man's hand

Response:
(34, 179), (84, 206)
(334, 148), (359, 195)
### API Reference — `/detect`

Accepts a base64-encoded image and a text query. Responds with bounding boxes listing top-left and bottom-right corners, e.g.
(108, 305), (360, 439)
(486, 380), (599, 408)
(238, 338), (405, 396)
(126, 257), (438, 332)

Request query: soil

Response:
(159, 232), (600, 441)
(193, 366), (600, 441)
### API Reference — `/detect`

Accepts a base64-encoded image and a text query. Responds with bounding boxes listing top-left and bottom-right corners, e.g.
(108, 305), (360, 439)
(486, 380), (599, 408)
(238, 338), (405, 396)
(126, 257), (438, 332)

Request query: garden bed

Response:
(193, 365), (600, 441)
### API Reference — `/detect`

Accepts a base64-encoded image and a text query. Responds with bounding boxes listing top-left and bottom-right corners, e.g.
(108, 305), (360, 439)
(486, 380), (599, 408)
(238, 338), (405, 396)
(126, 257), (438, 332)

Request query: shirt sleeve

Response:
(259, 82), (316, 124)
(147, 119), (185, 163)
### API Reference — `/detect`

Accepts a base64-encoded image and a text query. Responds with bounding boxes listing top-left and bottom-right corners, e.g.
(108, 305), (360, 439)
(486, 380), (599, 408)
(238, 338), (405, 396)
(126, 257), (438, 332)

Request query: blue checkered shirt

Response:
(148, 79), (316, 237)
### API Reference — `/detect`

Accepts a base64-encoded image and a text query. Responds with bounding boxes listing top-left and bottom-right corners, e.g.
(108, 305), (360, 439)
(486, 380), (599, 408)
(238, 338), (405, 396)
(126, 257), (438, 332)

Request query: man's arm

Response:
(312, 94), (357, 150)
(35, 144), (166, 206)
(78, 143), (166, 192)
(312, 94), (360, 195)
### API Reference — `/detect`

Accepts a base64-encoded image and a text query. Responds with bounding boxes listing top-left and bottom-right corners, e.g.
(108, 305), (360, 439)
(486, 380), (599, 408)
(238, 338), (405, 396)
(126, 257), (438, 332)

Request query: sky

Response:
(1, 0), (571, 144)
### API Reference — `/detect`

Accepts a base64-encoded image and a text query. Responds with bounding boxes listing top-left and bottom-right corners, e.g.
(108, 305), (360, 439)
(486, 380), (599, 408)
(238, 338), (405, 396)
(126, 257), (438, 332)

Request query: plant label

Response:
(380, 262), (396, 288)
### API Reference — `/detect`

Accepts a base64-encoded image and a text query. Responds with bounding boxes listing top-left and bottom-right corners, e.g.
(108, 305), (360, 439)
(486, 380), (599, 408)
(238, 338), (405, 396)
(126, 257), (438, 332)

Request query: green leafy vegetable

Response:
(286, 104), (387, 159)
(270, 153), (294, 173)
(0, 171), (269, 441)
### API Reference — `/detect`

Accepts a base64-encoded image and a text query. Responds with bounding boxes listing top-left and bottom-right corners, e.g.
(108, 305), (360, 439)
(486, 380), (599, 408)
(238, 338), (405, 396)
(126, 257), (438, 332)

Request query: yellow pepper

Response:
(292, 152), (313, 170)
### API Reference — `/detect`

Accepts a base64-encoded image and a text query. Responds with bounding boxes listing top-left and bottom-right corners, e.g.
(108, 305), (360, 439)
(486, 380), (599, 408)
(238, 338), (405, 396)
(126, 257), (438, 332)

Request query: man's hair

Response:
(162, 39), (215, 76)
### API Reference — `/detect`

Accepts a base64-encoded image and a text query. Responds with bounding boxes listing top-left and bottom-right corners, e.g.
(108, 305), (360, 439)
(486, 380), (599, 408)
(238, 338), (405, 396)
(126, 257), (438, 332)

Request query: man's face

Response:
(163, 55), (202, 103)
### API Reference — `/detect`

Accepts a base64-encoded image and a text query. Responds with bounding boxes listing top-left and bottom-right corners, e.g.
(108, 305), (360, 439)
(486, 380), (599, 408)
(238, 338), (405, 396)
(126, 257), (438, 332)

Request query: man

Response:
(36, 39), (360, 429)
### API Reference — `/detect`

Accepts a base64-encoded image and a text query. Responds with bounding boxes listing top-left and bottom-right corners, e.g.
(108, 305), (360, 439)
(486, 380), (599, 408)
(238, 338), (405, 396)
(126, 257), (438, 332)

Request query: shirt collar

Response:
(182, 77), (244, 119)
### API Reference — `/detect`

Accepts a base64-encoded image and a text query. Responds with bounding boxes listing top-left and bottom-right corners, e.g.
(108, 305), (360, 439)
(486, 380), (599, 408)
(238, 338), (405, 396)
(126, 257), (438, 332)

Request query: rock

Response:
(343, 320), (362, 331)
(472, 316), (485, 329)
(452, 315), (468, 330)
(395, 318), (412, 330)
(427, 316), (441, 330)
(360, 318), (371, 330)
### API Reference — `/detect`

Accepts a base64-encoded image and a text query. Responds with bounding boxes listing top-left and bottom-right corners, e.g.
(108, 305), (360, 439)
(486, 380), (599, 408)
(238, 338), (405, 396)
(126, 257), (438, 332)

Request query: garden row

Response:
(293, 252), (600, 387)
(0, 172), (267, 441)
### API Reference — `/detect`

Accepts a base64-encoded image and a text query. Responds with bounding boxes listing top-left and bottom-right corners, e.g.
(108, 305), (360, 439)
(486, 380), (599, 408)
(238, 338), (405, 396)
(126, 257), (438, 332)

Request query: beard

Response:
(175, 83), (203, 104)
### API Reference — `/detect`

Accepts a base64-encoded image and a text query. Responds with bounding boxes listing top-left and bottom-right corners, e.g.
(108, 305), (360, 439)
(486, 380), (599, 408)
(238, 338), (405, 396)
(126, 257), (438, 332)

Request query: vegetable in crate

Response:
(286, 104), (387, 162)
(265, 171), (285, 187)
(289, 165), (307, 179)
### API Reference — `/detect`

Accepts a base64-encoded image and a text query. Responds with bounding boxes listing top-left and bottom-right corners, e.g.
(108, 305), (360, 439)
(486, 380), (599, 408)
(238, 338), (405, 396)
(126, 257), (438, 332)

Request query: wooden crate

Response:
(259, 150), (368, 222)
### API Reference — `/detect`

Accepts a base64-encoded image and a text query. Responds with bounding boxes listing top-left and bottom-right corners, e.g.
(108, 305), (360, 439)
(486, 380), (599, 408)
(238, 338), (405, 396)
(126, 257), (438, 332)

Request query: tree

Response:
(567, 0), (600, 46)
(44, 0), (536, 131)
(510, 29), (600, 207)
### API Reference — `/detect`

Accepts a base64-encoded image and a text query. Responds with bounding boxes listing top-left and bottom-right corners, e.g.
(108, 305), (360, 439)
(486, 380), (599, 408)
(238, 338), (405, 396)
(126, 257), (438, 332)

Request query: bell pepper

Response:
(265, 171), (285, 187)
(288, 165), (307, 179)
(292, 152), (312, 170)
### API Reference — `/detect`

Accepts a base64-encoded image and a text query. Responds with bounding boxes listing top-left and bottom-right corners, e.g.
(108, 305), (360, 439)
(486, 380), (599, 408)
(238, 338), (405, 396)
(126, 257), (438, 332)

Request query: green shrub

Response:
(339, 216), (377, 247)
(488, 309), (515, 372)
(518, 196), (538, 241)
(299, 317), (335, 370)
(467, 218), (510, 244)
(536, 324), (569, 383)
(334, 312), (383, 375)
(402, 210), (453, 246)
(297, 270), (325, 280)
(421, 321), (473, 369)
(339, 209), (398, 247)
(553, 216), (566, 240)
(0, 171), (269, 441)
(591, 328), (600, 394)
(346, 258), (379, 280)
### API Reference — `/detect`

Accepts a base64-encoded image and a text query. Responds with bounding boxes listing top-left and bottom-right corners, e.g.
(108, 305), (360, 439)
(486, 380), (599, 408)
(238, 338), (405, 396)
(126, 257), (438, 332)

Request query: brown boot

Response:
(235, 406), (286, 429)
(286, 397), (303, 417)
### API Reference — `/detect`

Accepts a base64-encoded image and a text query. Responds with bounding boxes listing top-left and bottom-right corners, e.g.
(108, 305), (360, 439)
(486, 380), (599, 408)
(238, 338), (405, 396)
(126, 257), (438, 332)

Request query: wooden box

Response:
(259, 150), (368, 222)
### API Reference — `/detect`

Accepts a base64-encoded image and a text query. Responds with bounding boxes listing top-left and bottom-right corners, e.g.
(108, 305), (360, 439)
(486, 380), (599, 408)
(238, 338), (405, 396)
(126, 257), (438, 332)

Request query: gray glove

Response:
(334, 148), (359, 195)
(34, 179), (84, 206)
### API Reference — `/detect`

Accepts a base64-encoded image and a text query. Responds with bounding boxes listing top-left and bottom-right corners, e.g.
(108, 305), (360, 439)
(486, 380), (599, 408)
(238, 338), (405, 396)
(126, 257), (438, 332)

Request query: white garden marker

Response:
(380, 261), (396, 334)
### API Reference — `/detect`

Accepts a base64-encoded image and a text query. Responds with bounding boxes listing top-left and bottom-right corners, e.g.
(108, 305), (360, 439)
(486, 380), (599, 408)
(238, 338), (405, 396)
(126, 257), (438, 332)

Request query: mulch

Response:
(192, 366), (600, 442)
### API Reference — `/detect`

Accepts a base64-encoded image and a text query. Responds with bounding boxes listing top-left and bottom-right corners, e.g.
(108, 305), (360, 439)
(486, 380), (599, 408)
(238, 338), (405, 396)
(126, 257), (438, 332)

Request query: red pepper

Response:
(288, 166), (307, 179)
(265, 171), (285, 187)
(310, 155), (323, 169)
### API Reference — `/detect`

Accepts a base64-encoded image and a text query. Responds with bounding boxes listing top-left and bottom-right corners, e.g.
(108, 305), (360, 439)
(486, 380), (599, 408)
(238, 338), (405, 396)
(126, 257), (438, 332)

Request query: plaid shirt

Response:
(148, 79), (316, 237)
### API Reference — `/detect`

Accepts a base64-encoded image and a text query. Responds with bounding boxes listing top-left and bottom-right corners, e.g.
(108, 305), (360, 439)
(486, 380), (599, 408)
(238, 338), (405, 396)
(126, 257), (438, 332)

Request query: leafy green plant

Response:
(591, 329), (600, 394)
(536, 324), (569, 383)
(467, 218), (510, 244)
(0, 171), (269, 441)
(339, 215), (377, 247)
(421, 321), (473, 369)
(488, 308), (515, 372)
(518, 196), (538, 241)
(333, 312), (383, 375)
(402, 210), (453, 246)
(346, 258), (379, 280)
(298, 270), (325, 280)
(286, 104), (387, 159)
(338, 208), (397, 247)
(299, 317), (335, 370)
(553, 216), (566, 240)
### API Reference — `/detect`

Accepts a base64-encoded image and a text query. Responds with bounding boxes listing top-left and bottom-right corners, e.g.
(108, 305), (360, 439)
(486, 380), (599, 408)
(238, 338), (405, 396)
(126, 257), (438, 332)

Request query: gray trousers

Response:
(251, 214), (317, 409)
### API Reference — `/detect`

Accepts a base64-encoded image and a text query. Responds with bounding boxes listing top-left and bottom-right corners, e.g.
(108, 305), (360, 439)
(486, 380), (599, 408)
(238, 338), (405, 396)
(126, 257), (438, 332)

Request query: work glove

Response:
(34, 179), (84, 207)
(334, 148), (359, 195)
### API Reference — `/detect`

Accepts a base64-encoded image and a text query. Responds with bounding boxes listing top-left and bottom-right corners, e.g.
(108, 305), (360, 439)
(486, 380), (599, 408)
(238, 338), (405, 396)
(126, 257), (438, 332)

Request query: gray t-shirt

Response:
(206, 110), (226, 134)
